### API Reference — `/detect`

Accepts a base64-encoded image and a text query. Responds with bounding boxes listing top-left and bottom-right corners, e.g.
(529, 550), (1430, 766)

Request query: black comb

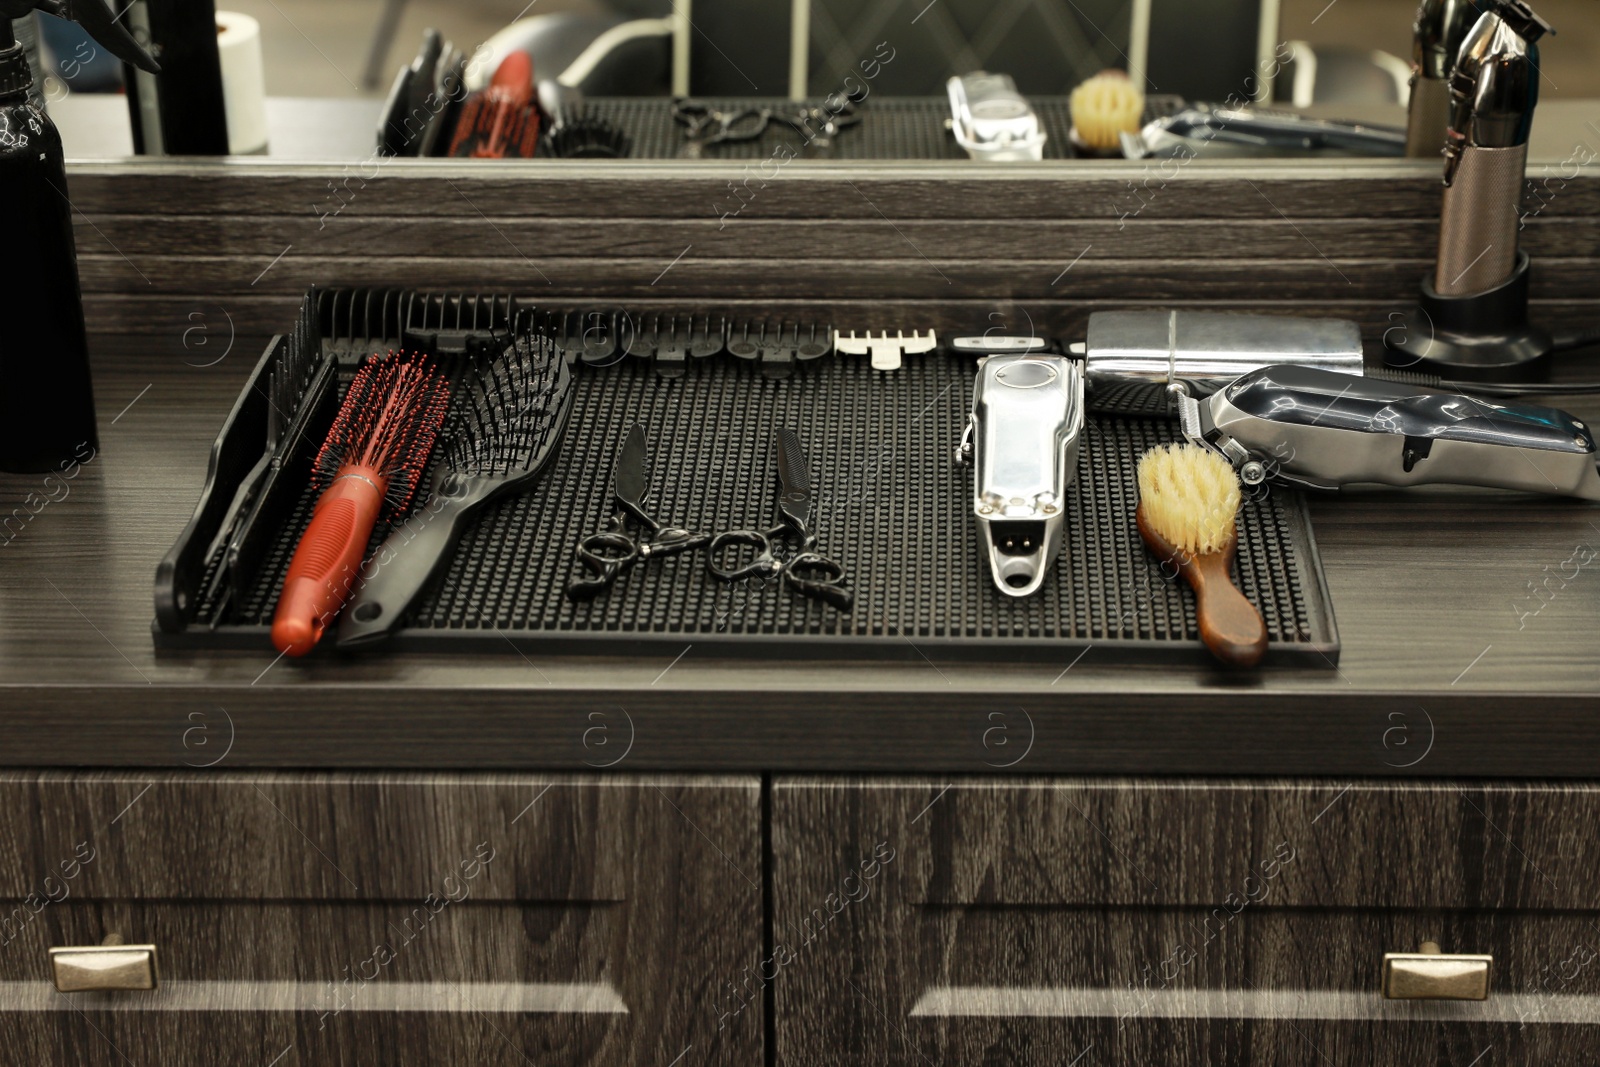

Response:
(336, 331), (575, 647)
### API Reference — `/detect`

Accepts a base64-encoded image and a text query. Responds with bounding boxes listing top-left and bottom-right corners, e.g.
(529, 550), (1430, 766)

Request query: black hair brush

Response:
(337, 331), (575, 647)
(544, 117), (631, 159)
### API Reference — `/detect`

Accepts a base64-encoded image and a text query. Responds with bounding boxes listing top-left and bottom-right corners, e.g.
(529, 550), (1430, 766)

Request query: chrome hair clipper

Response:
(1119, 104), (1404, 159)
(1437, 0), (1552, 295)
(956, 355), (1085, 596)
(1075, 309), (1365, 415)
(947, 72), (1047, 162)
(1177, 365), (1600, 500)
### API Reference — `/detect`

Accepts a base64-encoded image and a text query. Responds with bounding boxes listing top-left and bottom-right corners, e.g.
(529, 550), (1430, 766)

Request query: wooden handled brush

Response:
(1136, 443), (1267, 668)
(271, 351), (449, 657)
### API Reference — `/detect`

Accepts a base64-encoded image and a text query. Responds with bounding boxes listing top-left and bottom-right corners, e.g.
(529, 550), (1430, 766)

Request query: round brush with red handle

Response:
(271, 351), (449, 656)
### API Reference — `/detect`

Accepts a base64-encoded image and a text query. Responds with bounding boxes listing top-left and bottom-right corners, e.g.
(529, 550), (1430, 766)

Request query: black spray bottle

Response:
(0, 0), (158, 472)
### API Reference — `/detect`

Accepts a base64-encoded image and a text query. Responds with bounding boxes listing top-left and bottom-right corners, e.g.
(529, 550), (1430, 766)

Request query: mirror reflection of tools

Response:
(672, 96), (861, 158)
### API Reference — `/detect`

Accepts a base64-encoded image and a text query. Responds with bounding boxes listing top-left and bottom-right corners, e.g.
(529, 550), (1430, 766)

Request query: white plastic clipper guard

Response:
(833, 330), (938, 372)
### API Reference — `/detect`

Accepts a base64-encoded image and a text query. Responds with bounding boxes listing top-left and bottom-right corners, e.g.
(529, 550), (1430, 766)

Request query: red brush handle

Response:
(271, 467), (385, 656)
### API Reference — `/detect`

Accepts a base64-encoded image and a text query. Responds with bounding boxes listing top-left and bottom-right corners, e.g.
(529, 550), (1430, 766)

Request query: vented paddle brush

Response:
(337, 332), (575, 648)
(271, 351), (449, 656)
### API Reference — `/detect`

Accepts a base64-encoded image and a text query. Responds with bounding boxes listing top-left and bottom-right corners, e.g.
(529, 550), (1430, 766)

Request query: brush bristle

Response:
(314, 350), (450, 511)
(1137, 443), (1241, 555)
(1070, 70), (1144, 151)
(445, 333), (568, 477)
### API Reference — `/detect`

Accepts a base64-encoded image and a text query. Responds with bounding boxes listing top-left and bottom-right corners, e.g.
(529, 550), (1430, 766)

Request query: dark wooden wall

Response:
(67, 162), (1600, 353)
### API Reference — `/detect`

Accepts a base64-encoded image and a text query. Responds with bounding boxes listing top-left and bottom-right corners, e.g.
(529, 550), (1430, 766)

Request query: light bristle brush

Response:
(1136, 442), (1267, 668)
(1069, 69), (1144, 154)
(337, 332), (574, 648)
(271, 351), (449, 656)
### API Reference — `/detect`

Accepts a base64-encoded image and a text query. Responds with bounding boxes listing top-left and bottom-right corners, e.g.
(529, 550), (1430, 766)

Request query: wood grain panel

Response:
(0, 772), (761, 1066)
(80, 253), (1485, 300)
(0, 773), (671, 901)
(771, 778), (1600, 1066)
(60, 162), (1600, 222)
(783, 779), (1600, 910)
(67, 214), (1600, 261)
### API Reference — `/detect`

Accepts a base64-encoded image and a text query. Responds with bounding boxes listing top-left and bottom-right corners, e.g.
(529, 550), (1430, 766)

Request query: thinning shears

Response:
(568, 423), (710, 599)
(707, 428), (853, 612)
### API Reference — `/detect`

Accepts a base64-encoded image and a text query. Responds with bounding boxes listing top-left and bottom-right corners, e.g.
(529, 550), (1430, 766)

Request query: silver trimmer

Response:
(1385, 0), (1558, 379)
(956, 355), (1085, 597)
(1436, 0), (1551, 296)
(1177, 365), (1600, 501)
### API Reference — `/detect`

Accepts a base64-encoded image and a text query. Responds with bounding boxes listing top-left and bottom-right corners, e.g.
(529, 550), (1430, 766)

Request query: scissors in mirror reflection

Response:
(672, 96), (861, 158)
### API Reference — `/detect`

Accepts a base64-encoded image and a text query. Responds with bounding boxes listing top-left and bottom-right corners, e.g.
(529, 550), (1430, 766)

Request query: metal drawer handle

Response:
(50, 934), (159, 993)
(1382, 940), (1492, 1001)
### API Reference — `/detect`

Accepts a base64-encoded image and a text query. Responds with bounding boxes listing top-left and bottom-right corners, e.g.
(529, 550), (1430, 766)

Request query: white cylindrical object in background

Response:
(216, 11), (268, 155)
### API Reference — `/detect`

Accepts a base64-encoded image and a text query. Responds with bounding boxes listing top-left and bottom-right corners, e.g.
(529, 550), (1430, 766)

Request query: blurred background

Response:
(222, 0), (1597, 99)
(28, 0), (1597, 162)
(37, 0), (1577, 100)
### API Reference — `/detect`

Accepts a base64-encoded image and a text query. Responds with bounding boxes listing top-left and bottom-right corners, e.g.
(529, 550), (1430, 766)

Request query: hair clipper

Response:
(1405, 0), (1483, 158)
(956, 355), (1085, 596)
(1436, 0), (1552, 296)
(1177, 365), (1600, 500)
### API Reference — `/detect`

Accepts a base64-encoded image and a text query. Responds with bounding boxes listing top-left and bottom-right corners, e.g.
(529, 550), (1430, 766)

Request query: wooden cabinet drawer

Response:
(0, 772), (760, 1065)
(772, 778), (1600, 1065)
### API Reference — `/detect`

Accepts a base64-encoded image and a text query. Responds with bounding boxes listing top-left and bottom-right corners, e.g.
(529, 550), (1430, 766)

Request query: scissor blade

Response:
(774, 428), (813, 526)
(614, 424), (650, 509)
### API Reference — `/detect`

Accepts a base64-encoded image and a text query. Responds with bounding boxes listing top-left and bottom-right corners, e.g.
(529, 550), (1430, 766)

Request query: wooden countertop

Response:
(2, 333), (1597, 777)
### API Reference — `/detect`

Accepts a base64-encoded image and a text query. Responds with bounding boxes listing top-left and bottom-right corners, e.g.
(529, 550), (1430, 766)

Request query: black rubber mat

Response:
(210, 352), (1337, 664)
(580, 94), (1184, 161)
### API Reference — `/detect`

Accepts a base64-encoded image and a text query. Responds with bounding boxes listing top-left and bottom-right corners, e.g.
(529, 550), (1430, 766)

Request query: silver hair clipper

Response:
(1120, 104), (1405, 160)
(956, 355), (1085, 596)
(1405, 0), (1482, 158)
(947, 72), (1047, 162)
(1075, 310), (1365, 415)
(1177, 365), (1600, 500)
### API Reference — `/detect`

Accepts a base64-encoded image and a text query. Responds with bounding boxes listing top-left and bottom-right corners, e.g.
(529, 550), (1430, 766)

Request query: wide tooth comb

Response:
(272, 351), (449, 656)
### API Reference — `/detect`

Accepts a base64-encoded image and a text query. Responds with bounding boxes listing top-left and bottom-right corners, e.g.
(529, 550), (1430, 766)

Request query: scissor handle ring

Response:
(567, 531), (640, 600)
(707, 529), (775, 582)
(708, 108), (771, 145)
(672, 100), (714, 127)
(579, 531), (638, 567)
(785, 551), (854, 612)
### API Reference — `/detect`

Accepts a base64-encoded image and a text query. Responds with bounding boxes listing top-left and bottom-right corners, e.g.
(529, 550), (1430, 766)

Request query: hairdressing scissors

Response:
(568, 423), (711, 600)
(673, 97), (862, 158)
(707, 428), (853, 612)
